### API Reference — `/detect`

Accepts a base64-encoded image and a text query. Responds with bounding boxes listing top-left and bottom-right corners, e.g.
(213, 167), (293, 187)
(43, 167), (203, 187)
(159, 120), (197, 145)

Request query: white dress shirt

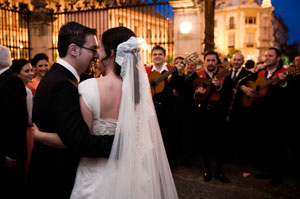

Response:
(57, 59), (80, 82)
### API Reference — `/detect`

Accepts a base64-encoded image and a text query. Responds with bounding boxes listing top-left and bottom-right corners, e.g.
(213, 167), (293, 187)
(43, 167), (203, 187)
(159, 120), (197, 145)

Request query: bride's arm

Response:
(79, 96), (93, 129)
(32, 123), (65, 148)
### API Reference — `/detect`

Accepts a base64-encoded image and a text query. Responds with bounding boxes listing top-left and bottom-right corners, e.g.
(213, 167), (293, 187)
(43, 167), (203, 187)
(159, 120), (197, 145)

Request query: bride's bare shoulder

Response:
(96, 75), (122, 89)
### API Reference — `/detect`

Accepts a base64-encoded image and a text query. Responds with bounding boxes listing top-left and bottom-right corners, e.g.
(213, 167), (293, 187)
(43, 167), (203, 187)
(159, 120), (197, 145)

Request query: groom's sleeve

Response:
(51, 80), (114, 158)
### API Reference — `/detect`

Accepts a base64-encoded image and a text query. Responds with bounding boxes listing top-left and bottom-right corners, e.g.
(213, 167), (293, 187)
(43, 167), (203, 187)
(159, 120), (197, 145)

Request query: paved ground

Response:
(172, 158), (300, 199)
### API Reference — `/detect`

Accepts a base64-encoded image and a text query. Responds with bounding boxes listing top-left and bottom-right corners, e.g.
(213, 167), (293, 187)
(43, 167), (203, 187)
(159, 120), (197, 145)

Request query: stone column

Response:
(257, 4), (274, 61)
(204, 0), (215, 52)
(169, 0), (204, 58)
(29, 0), (53, 61)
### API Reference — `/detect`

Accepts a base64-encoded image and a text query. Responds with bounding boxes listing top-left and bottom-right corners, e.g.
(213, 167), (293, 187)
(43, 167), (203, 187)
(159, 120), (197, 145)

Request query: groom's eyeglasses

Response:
(78, 45), (98, 55)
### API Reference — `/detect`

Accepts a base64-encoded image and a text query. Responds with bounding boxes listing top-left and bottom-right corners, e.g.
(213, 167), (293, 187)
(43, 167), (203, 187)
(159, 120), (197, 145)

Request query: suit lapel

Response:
(51, 63), (79, 88)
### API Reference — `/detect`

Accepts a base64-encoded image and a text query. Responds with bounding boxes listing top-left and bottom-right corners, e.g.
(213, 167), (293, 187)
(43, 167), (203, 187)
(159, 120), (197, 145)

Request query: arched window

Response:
(228, 33), (235, 48)
(229, 17), (235, 29)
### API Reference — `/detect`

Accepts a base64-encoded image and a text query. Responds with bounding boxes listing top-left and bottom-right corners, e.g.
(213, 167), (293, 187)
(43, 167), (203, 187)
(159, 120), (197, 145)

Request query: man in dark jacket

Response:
(0, 45), (28, 198)
(26, 22), (114, 199)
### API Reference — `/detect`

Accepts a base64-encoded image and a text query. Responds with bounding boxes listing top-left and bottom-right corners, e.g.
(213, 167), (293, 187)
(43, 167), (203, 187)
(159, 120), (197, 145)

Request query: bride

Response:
(33, 26), (178, 199)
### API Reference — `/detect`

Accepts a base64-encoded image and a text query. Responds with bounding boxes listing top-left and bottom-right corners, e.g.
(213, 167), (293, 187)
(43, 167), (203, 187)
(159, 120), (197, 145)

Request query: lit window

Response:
(229, 17), (235, 29)
(246, 32), (254, 47)
(228, 33), (235, 48)
(245, 16), (256, 24)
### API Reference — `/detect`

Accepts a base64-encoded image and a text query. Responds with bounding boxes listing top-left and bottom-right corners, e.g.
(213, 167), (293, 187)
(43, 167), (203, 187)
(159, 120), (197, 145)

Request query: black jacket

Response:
(27, 63), (114, 199)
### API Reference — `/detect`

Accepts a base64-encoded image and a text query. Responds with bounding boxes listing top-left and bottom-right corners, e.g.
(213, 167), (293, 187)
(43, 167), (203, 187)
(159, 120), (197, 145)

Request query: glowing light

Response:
(247, 53), (253, 60)
(138, 38), (149, 51)
(20, 44), (23, 49)
(180, 21), (192, 34)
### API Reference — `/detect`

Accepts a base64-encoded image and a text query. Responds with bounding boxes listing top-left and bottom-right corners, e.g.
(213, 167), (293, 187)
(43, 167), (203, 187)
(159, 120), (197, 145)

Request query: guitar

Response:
(149, 52), (199, 96)
(193, 69), (231, 101)
(241, 66), (300, 107)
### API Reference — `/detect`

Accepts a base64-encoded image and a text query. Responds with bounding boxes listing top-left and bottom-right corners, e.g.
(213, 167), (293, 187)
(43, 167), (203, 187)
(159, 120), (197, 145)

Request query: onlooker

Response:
(287, 56), (300, 168)
(294, 55), (300, 67)
(10, 59), (35, 181)
(254, 61), (265, 72)
(222, 52), (253, 166)
(245, 59), (255, 72)
(219, 56), (230, 69)
(169, 56), (191, 168)
(11, 59), (34, 124)
(27, 53), (50, 95)
(0, 45), (28, 198)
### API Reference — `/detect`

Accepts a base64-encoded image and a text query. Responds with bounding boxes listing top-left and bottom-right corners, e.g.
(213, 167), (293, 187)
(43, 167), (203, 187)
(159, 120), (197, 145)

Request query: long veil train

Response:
(98, 37), (178, 199)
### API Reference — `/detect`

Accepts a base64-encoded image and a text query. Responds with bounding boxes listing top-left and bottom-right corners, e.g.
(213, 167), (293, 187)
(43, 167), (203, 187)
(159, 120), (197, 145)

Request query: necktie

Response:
(232, 70), (237, 82)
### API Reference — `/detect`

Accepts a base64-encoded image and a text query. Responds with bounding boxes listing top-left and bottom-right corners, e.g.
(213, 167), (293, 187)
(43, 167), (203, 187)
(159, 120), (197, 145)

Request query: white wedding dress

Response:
(71, 78), (117, 199)
(71, 37), (178, 199)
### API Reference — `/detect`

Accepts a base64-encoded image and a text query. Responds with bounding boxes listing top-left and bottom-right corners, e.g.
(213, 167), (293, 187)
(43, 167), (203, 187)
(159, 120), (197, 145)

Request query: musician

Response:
(184, 61), (202, 167)
(295, 56), (300, 68)
(287, 56), (300, 168)
(222, 52), (253, 166)
(239, 47), (289, 186)
(146, 45), (174, 165)
(194, 50), (229, 183)
(168, 57), (198, 168)
(254, 61), (265, 72)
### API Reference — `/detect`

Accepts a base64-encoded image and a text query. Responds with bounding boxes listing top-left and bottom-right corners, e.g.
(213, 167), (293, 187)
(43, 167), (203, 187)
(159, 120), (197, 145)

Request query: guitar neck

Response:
(258, 70), (290, 90)
(152, 52), (199, 86)
(215, 69), (230, 80)
(258, 76), (279, 90)
(201, 69), (229, 88)
(153, 67), (177, 85)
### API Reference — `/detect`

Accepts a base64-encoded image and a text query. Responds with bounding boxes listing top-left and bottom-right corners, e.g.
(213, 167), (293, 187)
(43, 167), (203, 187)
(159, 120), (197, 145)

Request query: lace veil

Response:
(98, 37), (178, 199)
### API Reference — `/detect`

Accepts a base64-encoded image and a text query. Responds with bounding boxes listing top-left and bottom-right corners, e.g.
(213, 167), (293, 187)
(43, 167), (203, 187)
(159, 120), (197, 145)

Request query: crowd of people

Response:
(148, 46), (300, 187)
(1, 21), (300, 199)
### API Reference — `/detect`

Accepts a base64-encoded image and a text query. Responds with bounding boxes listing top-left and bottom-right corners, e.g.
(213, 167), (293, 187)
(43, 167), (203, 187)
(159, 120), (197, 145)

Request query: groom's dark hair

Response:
(58, 22), (97, 58)
(101, 26), (136, 76)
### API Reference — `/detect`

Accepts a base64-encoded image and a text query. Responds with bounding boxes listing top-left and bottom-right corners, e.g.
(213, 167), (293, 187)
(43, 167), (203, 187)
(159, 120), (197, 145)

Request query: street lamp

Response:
(180, 21), (192, 34)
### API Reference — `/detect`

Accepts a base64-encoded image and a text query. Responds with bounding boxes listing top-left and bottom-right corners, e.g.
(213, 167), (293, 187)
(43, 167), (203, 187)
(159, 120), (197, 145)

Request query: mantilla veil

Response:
(97, 37), (178, 199)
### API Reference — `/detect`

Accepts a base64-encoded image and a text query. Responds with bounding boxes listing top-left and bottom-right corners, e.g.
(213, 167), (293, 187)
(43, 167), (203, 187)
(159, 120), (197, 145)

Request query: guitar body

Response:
(192, 78), (212, 101)
(192, 69), (230, 102)
(148, 71), (165, 96)
(241, 65), (300, 107)
(148, 52), (199, 96)
(241, 76), (269, 107)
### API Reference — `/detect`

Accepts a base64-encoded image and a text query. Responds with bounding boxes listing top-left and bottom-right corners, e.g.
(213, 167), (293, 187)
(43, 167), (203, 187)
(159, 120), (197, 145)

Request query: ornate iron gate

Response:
(0, 2), (30, 59)
(51, 0), (174, 64)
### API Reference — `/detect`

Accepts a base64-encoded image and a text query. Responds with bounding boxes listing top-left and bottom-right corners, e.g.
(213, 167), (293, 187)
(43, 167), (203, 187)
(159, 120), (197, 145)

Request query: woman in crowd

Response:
(11, 59), (34, 181)
(28, 53), (50, 95)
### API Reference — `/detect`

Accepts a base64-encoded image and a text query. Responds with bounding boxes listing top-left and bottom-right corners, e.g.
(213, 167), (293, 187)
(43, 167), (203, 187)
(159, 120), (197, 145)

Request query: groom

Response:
(26, 22), (114, 199)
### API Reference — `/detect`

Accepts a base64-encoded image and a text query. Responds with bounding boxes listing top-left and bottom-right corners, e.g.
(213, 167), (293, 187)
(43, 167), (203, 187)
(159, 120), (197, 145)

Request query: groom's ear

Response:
(69, 43), (79, 57)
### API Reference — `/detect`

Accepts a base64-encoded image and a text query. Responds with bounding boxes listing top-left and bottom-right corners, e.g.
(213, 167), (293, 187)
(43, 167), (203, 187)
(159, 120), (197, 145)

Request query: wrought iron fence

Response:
(0, 1), (30, 59)
(51, 0), (174, 64)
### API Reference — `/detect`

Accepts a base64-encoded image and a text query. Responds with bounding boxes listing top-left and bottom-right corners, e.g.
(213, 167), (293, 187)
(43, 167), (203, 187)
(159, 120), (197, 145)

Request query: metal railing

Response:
(50, 0), (174, 64)
(0, 2), (30, 59)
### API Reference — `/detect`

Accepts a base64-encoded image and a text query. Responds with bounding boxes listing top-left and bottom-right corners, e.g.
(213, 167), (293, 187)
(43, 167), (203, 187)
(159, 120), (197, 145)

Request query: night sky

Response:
(271, 0), (300, 44)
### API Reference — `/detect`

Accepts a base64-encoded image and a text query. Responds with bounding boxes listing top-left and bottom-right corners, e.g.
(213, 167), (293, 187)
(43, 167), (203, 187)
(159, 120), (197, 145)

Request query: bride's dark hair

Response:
(101, 27), (136, 76)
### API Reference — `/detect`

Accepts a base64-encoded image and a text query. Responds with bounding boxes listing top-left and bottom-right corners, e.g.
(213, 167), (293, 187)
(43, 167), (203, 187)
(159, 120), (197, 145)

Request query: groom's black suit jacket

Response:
(27, 63), (114, 199)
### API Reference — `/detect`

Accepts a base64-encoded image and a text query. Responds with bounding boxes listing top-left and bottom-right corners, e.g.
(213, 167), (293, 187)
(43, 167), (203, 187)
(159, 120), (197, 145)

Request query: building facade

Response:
(214, 0), (288, 62)
(1, 0), (289, 63)
(1, 0), (174, 64)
